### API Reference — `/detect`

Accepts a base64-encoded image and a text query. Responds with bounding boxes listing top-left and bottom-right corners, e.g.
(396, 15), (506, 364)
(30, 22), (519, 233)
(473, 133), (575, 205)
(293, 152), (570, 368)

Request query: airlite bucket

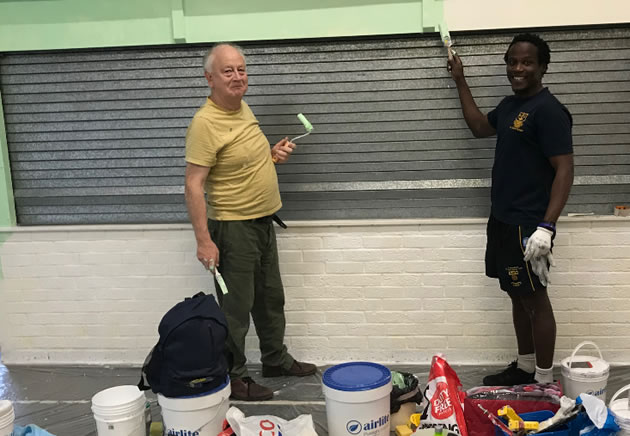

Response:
(609, 384), (630, 436)
(0, 400), (15, 436)
(157, 377), (231, 436)
(91, 385), (147, 436)
(561, 341), (609, 401)
(323, 362), (392, 436)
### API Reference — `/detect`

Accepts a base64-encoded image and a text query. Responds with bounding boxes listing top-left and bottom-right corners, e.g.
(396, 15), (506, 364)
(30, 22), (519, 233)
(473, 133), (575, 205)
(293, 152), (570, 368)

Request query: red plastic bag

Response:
(418, 355), (468, 436)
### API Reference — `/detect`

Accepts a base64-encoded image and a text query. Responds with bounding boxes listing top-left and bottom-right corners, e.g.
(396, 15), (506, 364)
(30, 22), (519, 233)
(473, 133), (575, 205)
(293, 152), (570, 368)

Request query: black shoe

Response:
(230, 376), (273, 401)
(482, 361), (535, 386)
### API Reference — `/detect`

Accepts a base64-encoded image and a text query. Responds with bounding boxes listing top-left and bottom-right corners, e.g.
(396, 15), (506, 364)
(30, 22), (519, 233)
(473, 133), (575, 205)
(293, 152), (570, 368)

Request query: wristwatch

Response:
(538, 221), (556, 237)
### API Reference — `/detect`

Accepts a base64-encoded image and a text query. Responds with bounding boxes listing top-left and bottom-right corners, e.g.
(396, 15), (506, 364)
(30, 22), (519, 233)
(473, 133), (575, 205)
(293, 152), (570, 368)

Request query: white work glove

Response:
(530, 253), (555, 287)
(523, 227), (554, 261)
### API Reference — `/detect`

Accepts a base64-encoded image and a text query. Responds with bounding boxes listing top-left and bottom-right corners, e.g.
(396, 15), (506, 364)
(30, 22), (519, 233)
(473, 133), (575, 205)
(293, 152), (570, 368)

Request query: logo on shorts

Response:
(506, 266), (522, 287)
(510, 112), (529, 132)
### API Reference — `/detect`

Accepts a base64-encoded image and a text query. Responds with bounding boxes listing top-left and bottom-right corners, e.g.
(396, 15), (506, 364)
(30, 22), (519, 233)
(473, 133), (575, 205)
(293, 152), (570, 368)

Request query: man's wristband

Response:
(538, 221), (556, 237)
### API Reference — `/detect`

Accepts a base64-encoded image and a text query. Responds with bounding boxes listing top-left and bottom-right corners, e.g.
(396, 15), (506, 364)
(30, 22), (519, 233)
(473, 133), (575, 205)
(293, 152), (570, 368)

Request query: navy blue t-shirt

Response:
(487, 88), (573, 225)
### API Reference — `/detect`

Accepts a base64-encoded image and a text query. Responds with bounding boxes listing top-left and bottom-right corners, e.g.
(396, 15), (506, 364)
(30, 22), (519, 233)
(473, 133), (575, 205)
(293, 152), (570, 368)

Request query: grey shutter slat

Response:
(2, 26), (629, 225)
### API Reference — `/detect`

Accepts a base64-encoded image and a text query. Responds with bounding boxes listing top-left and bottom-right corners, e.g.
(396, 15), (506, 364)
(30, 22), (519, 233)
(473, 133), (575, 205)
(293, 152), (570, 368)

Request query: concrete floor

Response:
(1, 363), (629, 435)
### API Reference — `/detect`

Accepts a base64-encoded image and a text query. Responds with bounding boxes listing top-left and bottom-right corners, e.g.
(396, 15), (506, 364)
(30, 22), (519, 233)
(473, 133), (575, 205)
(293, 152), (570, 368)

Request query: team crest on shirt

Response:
(506, 266), (522, 287)
(509, 112), (529, 132)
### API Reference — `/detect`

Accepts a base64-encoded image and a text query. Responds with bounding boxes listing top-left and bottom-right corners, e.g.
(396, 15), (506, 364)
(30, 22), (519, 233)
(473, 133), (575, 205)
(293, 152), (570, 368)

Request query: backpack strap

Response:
(138, 344), (160, 391)
(186, 291), (206, 301)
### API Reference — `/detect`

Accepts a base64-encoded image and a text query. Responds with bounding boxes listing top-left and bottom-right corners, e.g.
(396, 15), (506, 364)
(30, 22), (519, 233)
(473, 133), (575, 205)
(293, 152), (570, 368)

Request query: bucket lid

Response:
(157, 378), (231, 411)
(322, 361), (391, 392)
(560, 356), (609, 378)
(163, 375), (230, 400)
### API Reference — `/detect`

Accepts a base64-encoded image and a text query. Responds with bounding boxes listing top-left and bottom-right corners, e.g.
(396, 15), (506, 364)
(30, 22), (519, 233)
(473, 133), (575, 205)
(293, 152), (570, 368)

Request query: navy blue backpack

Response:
(139, 292), (229, 397)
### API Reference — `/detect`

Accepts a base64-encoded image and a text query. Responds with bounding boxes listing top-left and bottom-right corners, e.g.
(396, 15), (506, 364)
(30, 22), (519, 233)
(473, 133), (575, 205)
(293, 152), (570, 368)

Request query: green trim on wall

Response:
(0, 0), (446, 52)
(422, 0), (444, 32)
(0, 90), (16, 228)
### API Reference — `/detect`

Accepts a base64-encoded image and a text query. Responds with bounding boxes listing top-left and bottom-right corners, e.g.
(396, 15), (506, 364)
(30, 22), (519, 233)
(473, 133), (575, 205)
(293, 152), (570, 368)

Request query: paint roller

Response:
(272, 113), (313, 163)
(439, 22), (457, 60)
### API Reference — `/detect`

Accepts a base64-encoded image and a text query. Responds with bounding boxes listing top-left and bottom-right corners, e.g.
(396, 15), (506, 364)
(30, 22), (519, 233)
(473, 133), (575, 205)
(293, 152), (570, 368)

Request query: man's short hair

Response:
(203, 43), (246, 72)
(503, 33), (551, 67)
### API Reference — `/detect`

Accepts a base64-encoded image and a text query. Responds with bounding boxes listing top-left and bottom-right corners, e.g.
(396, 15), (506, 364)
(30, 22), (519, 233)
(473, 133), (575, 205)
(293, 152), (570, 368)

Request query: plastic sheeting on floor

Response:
(1, 363), (629, 435)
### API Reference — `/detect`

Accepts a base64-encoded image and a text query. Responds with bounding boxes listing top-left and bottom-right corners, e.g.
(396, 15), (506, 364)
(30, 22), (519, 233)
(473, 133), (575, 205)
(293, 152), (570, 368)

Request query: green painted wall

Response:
(0, 90), (16, 228)
(0, 0), (444, 52)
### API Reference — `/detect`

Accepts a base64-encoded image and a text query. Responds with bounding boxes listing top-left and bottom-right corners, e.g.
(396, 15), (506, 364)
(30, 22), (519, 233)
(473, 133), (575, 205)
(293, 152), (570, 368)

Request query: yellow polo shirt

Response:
(185, 98), (282, 220)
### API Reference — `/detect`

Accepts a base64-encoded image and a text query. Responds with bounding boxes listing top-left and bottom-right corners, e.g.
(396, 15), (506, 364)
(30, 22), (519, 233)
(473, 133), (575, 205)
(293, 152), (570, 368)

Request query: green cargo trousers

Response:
(208, 217), (294, 379)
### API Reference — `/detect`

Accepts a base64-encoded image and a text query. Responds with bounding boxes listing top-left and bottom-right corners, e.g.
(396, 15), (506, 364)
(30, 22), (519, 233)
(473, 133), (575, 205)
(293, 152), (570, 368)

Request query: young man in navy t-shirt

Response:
(447, 34), (574, 385)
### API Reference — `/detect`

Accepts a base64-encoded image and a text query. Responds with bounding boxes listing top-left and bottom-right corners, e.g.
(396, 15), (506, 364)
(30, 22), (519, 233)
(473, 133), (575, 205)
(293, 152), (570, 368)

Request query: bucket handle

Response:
(126, 418), (144, 436)
(609, 383), (630, 409)
(568, 341), (604, 368)
(191, 395), (229, 433)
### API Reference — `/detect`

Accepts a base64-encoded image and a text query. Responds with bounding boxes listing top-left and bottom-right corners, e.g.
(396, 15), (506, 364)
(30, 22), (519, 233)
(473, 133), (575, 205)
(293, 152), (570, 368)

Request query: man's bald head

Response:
(203, 43), (246, 73)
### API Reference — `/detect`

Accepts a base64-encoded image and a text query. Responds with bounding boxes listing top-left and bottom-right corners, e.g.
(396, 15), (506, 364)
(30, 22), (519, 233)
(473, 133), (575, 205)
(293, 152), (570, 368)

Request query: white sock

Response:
(517, 353), (535, 373)
(535, 365), (554, 383)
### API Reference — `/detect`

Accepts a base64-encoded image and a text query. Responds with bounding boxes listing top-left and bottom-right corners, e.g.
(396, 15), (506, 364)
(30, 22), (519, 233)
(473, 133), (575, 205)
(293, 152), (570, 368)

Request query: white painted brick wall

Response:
(1, 217), (629, 365)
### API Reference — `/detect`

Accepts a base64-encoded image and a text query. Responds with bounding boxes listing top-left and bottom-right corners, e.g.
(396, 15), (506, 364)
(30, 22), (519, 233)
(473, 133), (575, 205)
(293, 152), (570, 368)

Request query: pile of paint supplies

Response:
(86, 290), (630, 436)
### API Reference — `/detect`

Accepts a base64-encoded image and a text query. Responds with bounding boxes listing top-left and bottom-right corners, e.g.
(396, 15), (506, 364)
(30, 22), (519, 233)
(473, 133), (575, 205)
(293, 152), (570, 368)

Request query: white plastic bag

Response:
(226, 406), (318, 436)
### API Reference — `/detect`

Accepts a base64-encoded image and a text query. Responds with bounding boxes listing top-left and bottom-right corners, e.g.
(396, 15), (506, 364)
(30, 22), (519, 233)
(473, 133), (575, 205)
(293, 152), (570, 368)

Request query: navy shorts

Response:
(485, 215), (549, 294)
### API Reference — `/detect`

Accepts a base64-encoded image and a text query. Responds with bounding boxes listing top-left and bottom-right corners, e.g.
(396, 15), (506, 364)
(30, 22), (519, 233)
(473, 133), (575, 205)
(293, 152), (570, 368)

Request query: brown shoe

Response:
(230, 376), (273, 401)
(262, 360), (317, 377)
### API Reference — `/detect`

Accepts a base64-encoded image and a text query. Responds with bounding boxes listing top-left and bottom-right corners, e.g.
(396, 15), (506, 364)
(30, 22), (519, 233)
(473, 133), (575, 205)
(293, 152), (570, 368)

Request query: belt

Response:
(244, 214), (287, 229)
(246, 215), (273, 224)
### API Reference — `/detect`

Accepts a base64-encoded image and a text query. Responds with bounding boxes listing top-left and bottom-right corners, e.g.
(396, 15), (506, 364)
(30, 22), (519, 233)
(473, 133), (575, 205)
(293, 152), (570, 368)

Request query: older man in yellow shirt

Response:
(184, 43), (316, 401)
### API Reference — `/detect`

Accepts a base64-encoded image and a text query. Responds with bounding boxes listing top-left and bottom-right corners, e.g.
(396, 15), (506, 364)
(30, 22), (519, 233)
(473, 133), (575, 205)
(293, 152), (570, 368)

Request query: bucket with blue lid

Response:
(322, 361), (392, 436)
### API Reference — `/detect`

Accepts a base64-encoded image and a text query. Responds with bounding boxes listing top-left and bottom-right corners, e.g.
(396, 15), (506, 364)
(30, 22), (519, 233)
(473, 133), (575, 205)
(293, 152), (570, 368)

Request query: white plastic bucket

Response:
(609, 384), (630, 436)
(158, 378), (231, 436)
(91, 385), (147, 436)
(560, 341), (609, 401)
(323, 362), (392, 436)
(0, 400), (15, 436)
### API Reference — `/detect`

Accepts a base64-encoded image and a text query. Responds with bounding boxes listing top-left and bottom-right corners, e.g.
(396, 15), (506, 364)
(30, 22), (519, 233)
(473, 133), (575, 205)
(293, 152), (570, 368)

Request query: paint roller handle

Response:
(270, 137), (295, 164)
(273, 114), (313, 163)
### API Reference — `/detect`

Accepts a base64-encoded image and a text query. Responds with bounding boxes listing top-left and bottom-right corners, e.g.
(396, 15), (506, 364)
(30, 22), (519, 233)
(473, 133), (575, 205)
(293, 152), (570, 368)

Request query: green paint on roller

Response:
(289, 113), (314, 143)
(297, 113), (313, 132)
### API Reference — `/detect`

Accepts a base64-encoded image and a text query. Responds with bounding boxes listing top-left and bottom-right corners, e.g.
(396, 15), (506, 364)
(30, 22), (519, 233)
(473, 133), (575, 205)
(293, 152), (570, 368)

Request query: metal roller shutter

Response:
(1, 26), (629, 224)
